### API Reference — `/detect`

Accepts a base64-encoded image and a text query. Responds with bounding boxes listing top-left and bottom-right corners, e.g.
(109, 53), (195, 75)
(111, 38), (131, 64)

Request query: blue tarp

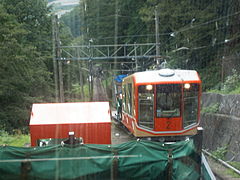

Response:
(114, 74), (128, 83)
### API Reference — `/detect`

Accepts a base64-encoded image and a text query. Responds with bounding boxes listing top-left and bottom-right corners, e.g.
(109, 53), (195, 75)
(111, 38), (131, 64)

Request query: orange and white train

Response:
(120, 69), (201, 140)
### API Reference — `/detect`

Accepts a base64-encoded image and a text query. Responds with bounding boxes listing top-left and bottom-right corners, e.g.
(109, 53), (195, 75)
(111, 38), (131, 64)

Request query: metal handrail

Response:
(202, 149), (240, 176)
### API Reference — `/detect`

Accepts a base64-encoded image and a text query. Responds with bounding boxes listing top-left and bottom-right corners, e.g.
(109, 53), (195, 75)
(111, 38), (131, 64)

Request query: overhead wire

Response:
(192, 33), (240, 51)
(68, 2), (240, 58)
(76, 0), (240, 44)
(168, 32), (240, 53)
(161, 14), (240, 54)
(166, 25), (230, 52)
(88, 9), (240, 42)
(172, 10), (240, 34)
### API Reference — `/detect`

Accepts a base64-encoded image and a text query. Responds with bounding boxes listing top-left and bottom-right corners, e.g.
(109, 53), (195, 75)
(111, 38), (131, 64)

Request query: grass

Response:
(229, 86), (240, 94)
(208, 88), (240, 95)
(225, 168), (240, 178)
(0, 131), (30, 147)
(224, 160), (240, 178)
(229, 161), (240, 169)
(207, 80), (240, 95)
(201, 103), (220, 114)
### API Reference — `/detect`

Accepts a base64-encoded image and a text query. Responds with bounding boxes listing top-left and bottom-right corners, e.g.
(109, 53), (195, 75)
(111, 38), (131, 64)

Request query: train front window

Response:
(156, 84), (181, 118)
(183, 83), (200, 128)
(138, 85), (154, 129)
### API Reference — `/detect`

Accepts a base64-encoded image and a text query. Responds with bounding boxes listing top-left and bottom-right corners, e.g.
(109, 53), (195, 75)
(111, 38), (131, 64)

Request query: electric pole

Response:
(114, 0), (119, 67)
(52, 15), (59, 103)
(53, 15), (64, 103)
(134, 42), (138, 71)
(155, 7), (160, 66)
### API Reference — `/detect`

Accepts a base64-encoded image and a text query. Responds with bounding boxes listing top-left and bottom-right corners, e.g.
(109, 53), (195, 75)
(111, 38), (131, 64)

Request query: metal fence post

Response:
(194, 127), (203, 179)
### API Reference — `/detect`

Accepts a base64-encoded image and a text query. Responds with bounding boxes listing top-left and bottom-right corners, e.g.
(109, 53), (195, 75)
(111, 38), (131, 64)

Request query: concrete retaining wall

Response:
(200, 93), (240, 161)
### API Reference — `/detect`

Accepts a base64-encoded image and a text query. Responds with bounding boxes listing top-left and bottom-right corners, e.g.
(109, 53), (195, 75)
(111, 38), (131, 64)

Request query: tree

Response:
(58, 0), (240, 90)
(0, 1), (53, 132)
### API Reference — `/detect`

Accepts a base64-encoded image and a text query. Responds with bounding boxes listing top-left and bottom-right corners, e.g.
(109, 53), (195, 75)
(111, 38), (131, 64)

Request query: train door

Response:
(155, 84), (182, 131)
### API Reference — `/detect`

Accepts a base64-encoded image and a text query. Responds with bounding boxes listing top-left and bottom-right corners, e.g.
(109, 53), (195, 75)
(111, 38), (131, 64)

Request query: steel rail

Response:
(202, 149), (240, 176)
(202, 153), (216, 180)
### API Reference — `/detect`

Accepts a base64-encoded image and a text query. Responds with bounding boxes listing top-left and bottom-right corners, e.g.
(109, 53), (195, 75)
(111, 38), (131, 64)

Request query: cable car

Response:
(121, 69), (201, 140)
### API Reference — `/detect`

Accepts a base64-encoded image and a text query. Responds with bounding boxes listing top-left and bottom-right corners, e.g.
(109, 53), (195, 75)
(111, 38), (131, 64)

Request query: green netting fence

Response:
(0, 139), (202, 180)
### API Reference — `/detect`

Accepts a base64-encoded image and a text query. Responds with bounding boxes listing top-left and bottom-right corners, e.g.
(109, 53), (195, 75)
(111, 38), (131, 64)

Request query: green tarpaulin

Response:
(0, 140), (201, 180)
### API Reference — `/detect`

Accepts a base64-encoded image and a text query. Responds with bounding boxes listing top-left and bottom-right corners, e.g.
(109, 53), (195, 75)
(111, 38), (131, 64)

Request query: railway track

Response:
(92, 76), (108, 101)
(111, 114), (136, 145)
(112, 118), (240, 179)
(203, 149), (240, 180)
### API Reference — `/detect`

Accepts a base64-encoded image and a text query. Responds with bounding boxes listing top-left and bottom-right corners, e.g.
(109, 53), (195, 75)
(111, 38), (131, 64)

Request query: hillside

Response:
(48, 0), (79, 16)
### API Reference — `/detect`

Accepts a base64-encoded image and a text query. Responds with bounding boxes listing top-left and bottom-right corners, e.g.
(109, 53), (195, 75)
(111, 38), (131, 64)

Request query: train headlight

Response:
(184, 83), (191, 89)
(146, 85), (153, 91)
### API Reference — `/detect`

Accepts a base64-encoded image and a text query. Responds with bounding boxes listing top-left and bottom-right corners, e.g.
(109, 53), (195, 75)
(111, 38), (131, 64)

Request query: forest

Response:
(0, 0), (240, 134)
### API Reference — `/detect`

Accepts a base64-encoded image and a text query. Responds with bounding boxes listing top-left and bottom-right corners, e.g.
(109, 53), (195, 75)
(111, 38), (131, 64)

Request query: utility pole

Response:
(54, 15), (64, 102)
(88, 39), (93, 101)
(114, 0), (119, 69)
(134, 42), (138, 71)
(113, 0), (119, 105)
(155, 7), (160, 67)
(77, 49), (85, 100)
(52, 15), (59, 102)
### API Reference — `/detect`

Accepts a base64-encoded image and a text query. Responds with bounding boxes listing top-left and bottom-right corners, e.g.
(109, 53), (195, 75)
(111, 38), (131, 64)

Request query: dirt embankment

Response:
(200, 93), (240, 161)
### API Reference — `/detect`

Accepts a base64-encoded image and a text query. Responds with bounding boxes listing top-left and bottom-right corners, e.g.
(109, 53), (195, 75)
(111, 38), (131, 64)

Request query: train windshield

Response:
(156, 84), (181, 118)
(183, 83), (200, 128)
(138, 85), (154, 129)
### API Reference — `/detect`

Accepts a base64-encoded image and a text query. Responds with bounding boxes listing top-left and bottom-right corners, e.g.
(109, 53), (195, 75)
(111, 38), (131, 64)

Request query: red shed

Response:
(29, 102), (111, 146)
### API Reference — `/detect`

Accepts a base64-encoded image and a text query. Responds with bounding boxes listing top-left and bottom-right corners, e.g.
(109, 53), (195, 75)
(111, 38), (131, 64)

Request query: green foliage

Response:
(59, 23), (74, 45)
(62, 0), (148, 45)
(225, 161), (240, 178)
(199, 59), (222, 90)
(61, 0), (240, 91)
(208, 69), (240, 94)
(64, 82), (90, 102)
(212, 145), (228, 160)
(102, 75), (113, 101)
(222, 69), (240, 93)
(230, 86), (240, 94)
(61, 7), (81, 37)
(0, 0), (53, 132)
(2, 0), (239, 134)
(0, 130), (30, 147)
(229, 162), (240, 170)
(58, 0), (240, 93)
(225, 170), (240, 178)
(201, 103), (220, 114)
(139, 0), (219, 70)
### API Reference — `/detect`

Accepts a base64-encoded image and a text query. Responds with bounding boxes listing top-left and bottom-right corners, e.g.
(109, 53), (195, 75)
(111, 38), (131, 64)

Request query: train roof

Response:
(124, 69), (201, 84)
(30, 102), (111, 125)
